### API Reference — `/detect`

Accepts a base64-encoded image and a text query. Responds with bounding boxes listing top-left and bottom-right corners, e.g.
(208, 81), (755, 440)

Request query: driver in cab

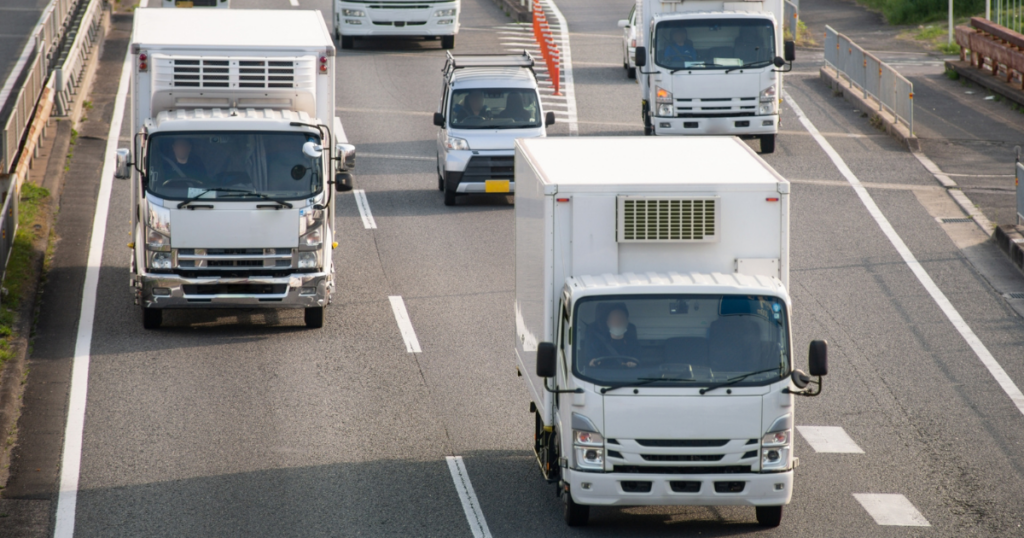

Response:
(454, 90), (490, 123)
(159, 137), (207, 183)
(583, 303), (643, 367)
(662, 28), (697, 64)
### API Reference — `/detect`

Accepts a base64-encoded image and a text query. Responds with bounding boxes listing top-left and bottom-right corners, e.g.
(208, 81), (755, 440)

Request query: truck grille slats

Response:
(675, 96), (758, 116)
(176, 248), (293, 270)
(617, 196), (719, 243)
(614, 465), (751, 475)
(636, 439), (730, 447)
(183, 284), (287, 295)
(462, 156), (514, 182)
(640, 454), (724, 462)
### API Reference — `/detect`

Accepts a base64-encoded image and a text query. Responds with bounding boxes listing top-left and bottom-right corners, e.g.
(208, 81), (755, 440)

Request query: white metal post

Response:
(949, 0), (954, 45)
(987, 0), (991, 19)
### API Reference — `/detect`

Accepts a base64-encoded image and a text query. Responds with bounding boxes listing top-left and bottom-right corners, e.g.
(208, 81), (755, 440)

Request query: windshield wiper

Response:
(176, 187), (256, 209)
(699, 367), (780, 395)
(600, 375), (694, 394)
(724, 60), (772, 74)
(213, 190), (294, 209)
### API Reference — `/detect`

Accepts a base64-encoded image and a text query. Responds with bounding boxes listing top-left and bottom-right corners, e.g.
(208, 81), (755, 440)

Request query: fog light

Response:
(345, 19), (361, 25)
(775, 483), (785, 491)
(659, 122), (670, 128)
(153, 287), (171, 296)
(581, 482), (592, 490)
(300, 287), (317, 296)
(438, 18), (454, 24)
(763, 120), (774, 126)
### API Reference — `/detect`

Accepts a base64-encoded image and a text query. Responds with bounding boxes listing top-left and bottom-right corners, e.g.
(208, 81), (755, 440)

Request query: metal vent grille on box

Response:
(617, 197), (719, 242)
(153, 55), (316, 90)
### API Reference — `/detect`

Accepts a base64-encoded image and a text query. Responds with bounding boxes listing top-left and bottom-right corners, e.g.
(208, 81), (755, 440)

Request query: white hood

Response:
(603, 394), (762, 440)
(169, 206), (300, 249)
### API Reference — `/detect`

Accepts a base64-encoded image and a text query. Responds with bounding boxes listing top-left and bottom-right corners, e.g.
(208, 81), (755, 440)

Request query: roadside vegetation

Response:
(784, 20), (817, 47)
(900, 21), (970, 54)
(856, 0), (986, 24)
(0, 183), (51, 371)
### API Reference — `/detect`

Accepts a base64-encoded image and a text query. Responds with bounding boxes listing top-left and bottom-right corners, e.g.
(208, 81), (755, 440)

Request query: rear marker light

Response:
(766, 197), (779, 202)
(557, 198), (570, 203)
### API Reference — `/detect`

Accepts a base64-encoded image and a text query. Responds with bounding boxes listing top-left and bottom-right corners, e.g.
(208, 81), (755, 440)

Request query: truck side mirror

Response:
(536, 342), (556, 378)
(545, 111), (555, 127)
(115, 148), (131, 180)
(335, 172), (353, 192)
(808, 340), (828, 376)
(433, 112), (445, 127)
(335, 143), (356, 170)
(784, 40), (796, 62)
(617, 19), (629, 28)
(634, 46), (646, 67)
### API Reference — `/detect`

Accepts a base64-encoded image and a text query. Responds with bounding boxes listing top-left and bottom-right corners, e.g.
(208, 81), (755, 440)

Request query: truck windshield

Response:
(449, 88), (541, 129)
(654, 19), (775, 71)
(146, 132), (323, 200)
(572, 294), (789, 387)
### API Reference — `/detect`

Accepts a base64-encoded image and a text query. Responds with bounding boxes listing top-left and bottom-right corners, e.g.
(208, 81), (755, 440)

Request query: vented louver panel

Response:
(172, 59), (229, 88)
(154, 55), (315, 92)
(617, 196), (719, 243)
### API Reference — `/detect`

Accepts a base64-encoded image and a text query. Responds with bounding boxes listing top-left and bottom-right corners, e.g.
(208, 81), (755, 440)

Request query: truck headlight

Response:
(761, 430), (790, 447)
(655, 85), (673, 104)
(573, 429), (604, 471)
(445, 136), (469, 151)
(342, 8), (365, 16)
(759, 84), (777, 103)
(761, 429), (791, 471)
(657, 103), (675, 117)
(146, 229), (170, 251)
(148, 251), (172, 270)
(300, 227), (323, 249)
(434, 8), (456, 16)
(298, 251), (319, 269)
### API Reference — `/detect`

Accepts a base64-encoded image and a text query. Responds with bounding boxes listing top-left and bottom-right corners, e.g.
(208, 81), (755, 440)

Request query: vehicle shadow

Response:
(345, 187), (513, 218)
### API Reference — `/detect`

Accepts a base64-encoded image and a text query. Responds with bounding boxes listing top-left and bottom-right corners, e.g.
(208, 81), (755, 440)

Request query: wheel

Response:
(441, 35), (455, 50)
(304, 306), (325, 328)
(443, 173), (457, 206)
(335, 29), (340, 42)
(340, 35), (354, 50)
(627, 66), (636, 79)
(438, 168), (444, 191)
(142, 308), (162, 330)
(759, 134), (776, 154)
(643, 110), (654, 136)
(756, 505), (783, 527)
(563, 488), (590, 527)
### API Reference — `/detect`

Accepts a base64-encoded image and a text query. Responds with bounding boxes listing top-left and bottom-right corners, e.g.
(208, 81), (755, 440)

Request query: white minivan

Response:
(433, 52), (554, 206)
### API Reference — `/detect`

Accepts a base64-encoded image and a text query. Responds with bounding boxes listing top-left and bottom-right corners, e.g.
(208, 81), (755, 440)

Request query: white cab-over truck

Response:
(633, 0), (794, 153)
(115, 9), (356, 329)
(333, 0), (460, 50)
(514, 136), (827, 528)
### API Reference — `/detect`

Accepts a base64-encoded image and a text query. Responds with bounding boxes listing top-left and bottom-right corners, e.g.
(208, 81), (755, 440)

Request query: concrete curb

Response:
(945, 59), (1024, 109)
(491, 0), (531, 22)
(995, 225), (1024, 277)
(820, 65), (919, 151)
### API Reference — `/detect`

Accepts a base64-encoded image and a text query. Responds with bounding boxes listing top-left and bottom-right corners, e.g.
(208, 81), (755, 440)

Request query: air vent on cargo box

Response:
(617, 196), (719, 243)
(156, 56), (315, 91)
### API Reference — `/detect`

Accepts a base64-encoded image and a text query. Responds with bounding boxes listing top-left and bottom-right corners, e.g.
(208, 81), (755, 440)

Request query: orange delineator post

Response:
(532, 1), (561, 95)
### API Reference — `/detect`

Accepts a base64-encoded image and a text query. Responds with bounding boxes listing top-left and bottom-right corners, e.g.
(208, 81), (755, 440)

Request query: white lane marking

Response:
(289, 0), (299, 5)
(53, 10), (139, 537)
(352, 189), (376, 229)
(784, 91), (1024, 418)
(446, 456), (493, 538)
(910, 151), (993, 235)
(543, 0), (578, 136)
(853, 494), (930, 526)
(336, 106), (432, 117)
(796, 426), (864, 453)
(388, 296), (421, 353)
(360, 152), (433, 162)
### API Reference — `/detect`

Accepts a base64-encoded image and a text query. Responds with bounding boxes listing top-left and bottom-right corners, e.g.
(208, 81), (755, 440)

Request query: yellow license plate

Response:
(485, 180), (510, 193)
(175, 0), (194, 6)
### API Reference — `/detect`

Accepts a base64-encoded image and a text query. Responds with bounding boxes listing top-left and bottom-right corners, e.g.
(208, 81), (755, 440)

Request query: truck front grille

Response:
(182, 284), (288, 295)
(462, 156), (514, 183)
(635, 439), (729, 447)
(676, 97), (757, 116)
(614, 465), (751, 475)
(176, 248), (294, 270)
(640, 454), (724, 462)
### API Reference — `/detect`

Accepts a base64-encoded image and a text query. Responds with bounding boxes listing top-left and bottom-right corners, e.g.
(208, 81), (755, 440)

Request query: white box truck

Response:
(333, 0), (460, 50)
(514, 136), (827, 528)
(633, 0), (795, 153)
(115, 9), (356, 329)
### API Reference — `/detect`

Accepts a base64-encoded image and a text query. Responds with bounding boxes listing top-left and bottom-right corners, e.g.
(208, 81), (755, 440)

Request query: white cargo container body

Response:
(514, 137), (827, 528)
(117, 10), (356, 329)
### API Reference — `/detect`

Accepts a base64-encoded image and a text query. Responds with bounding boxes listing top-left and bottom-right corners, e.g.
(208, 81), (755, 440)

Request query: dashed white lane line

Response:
(784, 91), (1024, 418)
(853, 494), (931, 526)
(796, 426), (864, 453)
(353, 189), (377, 229)
(388, 296), (421, 353)
(360, 152), (433, 162)
(289, 0), (299, 5)
(446, 456), (493, 538)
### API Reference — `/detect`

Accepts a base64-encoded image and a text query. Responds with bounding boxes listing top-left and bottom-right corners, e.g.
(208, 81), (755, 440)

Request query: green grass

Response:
(784, 20), (818, 47)
(65, 128), (78, 172)
(945, 66), (960, 80)
(0, 183), (50, 369)
(857, 0), (986, 24)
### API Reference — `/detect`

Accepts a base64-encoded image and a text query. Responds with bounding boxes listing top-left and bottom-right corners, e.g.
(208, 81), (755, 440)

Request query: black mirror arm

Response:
(784, 376), (824, 397)
(543, 378), (583, 394)
(772, 62), (793, 73)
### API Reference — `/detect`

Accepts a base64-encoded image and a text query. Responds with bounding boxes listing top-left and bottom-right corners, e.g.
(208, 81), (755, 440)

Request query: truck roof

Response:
(567, 272), (787, 298)
(132, 9), (334, 51)
(517, 137), (786, 188)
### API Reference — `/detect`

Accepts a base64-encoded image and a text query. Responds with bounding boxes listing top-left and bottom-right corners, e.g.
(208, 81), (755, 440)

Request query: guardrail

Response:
(784, 0), (799, 38)
(955, 17), (1024, 89)
(54, 0), (104, 116)
(824, 25), (914, 134)
(1017, 158), (1023, 225)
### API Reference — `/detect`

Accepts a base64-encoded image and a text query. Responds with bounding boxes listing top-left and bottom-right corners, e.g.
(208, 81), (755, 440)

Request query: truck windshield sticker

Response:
(147, 131), (323, 201)
(572, 294), (789, 387)
(449, 88), (541, 129)
(654, 19), (775, 71)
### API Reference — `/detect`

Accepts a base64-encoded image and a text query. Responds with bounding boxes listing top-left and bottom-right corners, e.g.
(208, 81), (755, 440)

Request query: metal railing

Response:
(824, 25), (914, 134)
(54, 0), (104, 116)
(0, 181), (20, 286)
(1017, 159), (1023, 226)
(784, 0), (799, 38)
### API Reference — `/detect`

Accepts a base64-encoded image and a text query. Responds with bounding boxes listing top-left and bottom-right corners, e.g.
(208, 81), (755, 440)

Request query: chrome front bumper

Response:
(653, 115), (778, 136)
(134, 272), (332, 309)
(564, 468), (793, 507)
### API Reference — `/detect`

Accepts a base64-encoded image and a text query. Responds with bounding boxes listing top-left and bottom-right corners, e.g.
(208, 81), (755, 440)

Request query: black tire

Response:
(305, 306), (325, 328)
(443, 173), (457, 206)
(340, 35), (354, 50)
(563, 488), (590, 527)
(441, 35), (455, 50)
(142, 308), (162, 330)
(643, 111), (654, 136)
(760, 134), (776, 154)
(756, 505), (783, 527)
(335, 29), (340, 42)
(438, 169), (444, 191)
(627, 66), (636, 79)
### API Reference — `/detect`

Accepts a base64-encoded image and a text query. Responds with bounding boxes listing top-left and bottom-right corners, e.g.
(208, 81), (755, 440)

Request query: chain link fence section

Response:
(824, 25), (914, 134)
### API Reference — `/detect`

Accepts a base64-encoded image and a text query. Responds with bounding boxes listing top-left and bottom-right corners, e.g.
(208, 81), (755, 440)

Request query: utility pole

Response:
(949, 0), (954, 45)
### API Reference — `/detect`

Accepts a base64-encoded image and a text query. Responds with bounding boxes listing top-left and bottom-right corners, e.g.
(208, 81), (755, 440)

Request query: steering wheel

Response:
(161, 178), (203, 189)
(589, 355), (639, 369)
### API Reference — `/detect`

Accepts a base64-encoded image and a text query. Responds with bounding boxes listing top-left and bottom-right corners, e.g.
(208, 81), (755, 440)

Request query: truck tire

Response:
(142, 308), (162, 330)
(756, 505), (783, 527)
(759, 134), (776, 154)
(643, 111), (654, 136)
(438, 169), (444, 191)
(305, 306), (325, 328)
(444, 175), (458, 206)
(340, 35), (354, 50)
(441, 35), (455, 50)
(627, 66), (636, 79)
(563, 488), (590, 527)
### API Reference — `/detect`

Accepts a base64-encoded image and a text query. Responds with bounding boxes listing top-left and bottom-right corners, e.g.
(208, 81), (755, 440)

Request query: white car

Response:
(617, 5), (638, 79)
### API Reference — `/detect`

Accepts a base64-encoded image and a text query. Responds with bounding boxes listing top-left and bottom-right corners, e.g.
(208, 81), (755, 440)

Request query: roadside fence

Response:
(824, 25), (914, 134)
(532, 0), (561, 95)
(1017, 149), (1023, 225)
(54, 0), (105, 116)
(955, 17), (1024, 89)
(784, 0), (799, 39)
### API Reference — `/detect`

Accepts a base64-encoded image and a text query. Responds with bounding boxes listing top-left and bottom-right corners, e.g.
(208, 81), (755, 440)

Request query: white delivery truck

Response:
(514, 136), (827, 528)
(633, 0), (794, 153)
(115, 9), (356, 330)
(333, 0), (460, 50)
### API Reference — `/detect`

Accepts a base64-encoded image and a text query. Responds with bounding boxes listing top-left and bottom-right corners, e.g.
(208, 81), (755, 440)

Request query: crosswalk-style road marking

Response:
(854, 494), (931, 526)
(797, 426), (865, 453)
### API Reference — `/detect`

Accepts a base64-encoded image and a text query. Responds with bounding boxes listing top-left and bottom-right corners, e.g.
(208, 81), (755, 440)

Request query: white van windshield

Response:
(573, 295), (790, 387)
(655, 19), (775, 70)
(449, 88), (541, 129)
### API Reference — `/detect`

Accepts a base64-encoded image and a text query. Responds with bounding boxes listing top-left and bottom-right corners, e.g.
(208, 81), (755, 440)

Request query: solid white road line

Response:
(352, 189), (377, 229)
(784, 91), (1024, 418)
(910, 150), (994, 235)
(796, 426), (865, 453)
(853, 494), (931, 526)
(289, 0), (299, 5)
(53, 20), (137, 538)
(543, 0), (578, 136)
(359, 152), (433, 162)
(446, 456), (493, 538)
(388, 296), (421, 353)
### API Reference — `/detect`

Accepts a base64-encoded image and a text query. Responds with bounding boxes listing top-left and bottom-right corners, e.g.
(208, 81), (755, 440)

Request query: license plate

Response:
(485, 180), (510, 193)
(175, 0), (194, 6)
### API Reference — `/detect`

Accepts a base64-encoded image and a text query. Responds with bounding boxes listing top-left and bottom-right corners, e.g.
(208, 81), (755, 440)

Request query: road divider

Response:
(785, 90), (1024, 418)
(388, 296), (421, 353)
(445, 456), (492, 538)
(353, 189), (377, 229)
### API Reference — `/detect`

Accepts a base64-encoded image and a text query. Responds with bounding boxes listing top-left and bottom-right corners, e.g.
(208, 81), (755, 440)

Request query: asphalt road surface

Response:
(15, 0), (1024, 536)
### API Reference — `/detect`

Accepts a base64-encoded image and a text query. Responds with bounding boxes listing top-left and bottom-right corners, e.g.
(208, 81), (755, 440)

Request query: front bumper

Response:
(652, 115), (778, 136)
(444, 150), (515, 195)
(135, 272), (331, 309)
(564, 468), (793, 507)
(337, 16), (457, 37)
